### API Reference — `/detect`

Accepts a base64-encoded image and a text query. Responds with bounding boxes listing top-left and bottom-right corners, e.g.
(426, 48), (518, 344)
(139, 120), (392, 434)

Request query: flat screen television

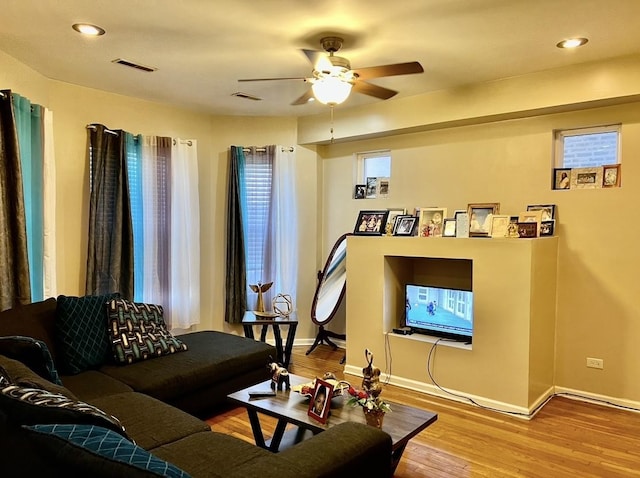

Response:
(405, 284), (474, 343)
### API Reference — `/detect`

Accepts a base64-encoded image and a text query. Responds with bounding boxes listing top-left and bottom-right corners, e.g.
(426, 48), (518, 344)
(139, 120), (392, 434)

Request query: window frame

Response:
(355, 150), (392, 184)
(553, 124), (621, 168)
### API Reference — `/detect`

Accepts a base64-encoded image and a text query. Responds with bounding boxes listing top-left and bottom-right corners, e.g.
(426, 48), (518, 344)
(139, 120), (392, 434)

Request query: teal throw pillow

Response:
(55, 293), (119, 374)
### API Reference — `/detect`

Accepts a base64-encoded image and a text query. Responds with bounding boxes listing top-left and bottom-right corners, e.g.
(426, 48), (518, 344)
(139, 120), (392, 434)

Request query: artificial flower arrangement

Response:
(346, 385), (392, 413)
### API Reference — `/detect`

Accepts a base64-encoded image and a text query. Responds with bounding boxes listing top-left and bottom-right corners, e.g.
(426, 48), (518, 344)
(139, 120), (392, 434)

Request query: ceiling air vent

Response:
(232, 92), (262, 101)
(112, 58), (157, 72)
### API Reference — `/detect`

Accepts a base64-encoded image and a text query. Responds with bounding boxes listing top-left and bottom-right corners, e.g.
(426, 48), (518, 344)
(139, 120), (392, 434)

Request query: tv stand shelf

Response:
(345, 236), (558, 414)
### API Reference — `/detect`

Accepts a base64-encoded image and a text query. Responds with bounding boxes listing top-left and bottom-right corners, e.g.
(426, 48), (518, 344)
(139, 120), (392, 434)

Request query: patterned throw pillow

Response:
(0, 383), (127, 438)
(55, 294), (120, 374)
(0, 335), (62, 384)
(107, 299), (188, 365)
(26, 424), (190, 477)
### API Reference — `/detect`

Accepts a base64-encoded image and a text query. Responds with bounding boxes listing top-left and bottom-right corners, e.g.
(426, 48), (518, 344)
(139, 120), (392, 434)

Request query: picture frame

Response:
(365, 177), (377, 198)
(526, 204), (555, 221)
(518, 210), (543, 237)
(540, 220), (555, 236)
(467, 203), (500, 237)
(354, 210), (388, 235)
(417, 207), (447, 237)
(377, 177), (390, 197)
(385, 208), (407, 236)
(570, 167), (603, 189)
(517, 222), (538, 238)
(603, 164), (621, 188)
(553, 168), (571, 190)
(307, 378), (334, 424)
(442, 218), (456, 237)
(393, 215), (417, 236)
(354, 184), (366, 199)
(489, 215), (510, 238)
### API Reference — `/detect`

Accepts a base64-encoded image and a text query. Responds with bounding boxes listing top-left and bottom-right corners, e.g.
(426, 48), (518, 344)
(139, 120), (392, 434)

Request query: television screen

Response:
(405, 284), (474, 343)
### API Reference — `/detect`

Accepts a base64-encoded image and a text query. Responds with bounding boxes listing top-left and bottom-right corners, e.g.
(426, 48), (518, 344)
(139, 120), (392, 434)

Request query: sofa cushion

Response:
(0, 297), (58, 360)
(98, 331), (274, 403)
(61, 370), (133, 402)
(0, 336), (61, 384)
(24, 424), (190, 478)
(0, 354), (76, 399)
(88, 392), (210, 450)
(150, 430), (273, 478)
(107, 299), (187, 365)
(0, 383), (127, 438)
(56, 294), (119, 374)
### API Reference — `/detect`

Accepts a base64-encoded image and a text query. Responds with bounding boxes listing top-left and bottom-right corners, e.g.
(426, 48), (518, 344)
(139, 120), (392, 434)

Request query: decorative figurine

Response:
(361, 349), (382, 398)
(272, 293), (293, 317)
(268, 359), (290, 390)
(249, 281), (273, 312)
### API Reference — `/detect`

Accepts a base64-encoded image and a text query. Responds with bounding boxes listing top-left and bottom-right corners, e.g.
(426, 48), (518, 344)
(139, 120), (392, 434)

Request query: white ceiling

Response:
(2, 0), (640, 117)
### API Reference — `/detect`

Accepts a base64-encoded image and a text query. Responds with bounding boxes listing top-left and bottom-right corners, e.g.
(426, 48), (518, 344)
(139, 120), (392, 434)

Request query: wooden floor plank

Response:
(207, 345), (640, 477)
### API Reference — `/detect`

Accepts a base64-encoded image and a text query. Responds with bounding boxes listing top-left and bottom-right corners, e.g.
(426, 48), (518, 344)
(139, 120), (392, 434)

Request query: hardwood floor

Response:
(207, 345), (640, 477)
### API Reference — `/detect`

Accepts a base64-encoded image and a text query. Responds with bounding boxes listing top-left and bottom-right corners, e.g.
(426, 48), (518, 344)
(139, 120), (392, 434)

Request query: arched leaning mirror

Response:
(306, 233), (349, 357)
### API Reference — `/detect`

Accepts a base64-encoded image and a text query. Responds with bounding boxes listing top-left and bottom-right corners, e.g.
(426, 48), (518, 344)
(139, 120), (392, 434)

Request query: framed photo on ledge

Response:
(354, 210), (389, 236)
(393, 215), (417, 236)
(307, 378), (333, 424)
(417, 207), (447, 237)
(467, 203), (500, 237)
(603, 164), (621, 187)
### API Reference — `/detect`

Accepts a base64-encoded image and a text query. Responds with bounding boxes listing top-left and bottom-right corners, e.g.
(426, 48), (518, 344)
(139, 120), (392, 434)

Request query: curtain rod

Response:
(242, 146), (295, 153)
(173, 139), (193, 146)
(86, 124), (119, 136)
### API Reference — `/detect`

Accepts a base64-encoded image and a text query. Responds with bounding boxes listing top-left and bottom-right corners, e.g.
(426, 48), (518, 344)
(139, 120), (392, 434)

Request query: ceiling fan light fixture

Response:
(312, 76), (353, 105)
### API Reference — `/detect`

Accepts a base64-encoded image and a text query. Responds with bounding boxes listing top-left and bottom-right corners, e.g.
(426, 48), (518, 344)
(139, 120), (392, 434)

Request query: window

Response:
(244, 153), (273, 288)
(554, 125), (620, 168)
(356, 150), (391, 192)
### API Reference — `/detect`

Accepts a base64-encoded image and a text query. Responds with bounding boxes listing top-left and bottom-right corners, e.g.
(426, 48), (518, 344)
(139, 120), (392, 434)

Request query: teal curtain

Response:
(12, 93), (44, 302)
(225, 146), (247, 324)
(0, 90), (31, 310)
(125, 133), (144, 301)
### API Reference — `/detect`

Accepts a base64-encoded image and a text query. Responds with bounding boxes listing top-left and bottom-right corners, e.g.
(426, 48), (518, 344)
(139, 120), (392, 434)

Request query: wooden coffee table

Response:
(227, 374), (438, 474)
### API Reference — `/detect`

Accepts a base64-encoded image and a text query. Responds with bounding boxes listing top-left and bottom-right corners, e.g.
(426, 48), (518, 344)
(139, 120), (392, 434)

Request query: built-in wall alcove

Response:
(346, 236), (559, 413)
(383, 256), (472, 334)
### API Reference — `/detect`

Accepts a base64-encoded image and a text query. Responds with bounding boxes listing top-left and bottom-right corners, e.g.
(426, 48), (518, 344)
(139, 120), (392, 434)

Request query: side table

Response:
(242, 312), (298, 369)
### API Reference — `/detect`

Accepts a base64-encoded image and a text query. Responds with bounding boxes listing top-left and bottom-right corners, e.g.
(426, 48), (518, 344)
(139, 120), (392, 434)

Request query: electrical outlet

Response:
(586, 357), (604, 369)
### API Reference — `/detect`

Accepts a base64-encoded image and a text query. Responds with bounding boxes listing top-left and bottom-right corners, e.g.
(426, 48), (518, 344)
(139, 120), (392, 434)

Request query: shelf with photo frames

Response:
(353, 203), (558, 240)
(553, 164), (621, 190)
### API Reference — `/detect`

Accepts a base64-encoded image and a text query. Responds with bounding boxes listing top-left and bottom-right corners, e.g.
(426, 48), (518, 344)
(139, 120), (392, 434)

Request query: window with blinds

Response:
(244, 152), (273, 288)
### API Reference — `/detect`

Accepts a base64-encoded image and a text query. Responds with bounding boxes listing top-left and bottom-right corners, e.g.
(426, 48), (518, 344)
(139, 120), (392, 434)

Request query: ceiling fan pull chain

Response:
(330, 105), (335, 143)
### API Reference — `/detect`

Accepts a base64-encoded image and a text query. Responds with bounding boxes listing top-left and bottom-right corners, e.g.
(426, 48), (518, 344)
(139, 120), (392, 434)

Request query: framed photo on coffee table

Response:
(307, 378), (333, 424)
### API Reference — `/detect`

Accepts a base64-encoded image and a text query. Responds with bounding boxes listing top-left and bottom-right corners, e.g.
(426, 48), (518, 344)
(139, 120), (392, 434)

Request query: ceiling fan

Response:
(238, 36), (424, 106)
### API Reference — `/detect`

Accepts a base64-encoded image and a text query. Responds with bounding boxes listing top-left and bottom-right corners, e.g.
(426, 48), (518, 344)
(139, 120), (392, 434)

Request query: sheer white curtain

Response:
(170, 139), (200, 329)
(266, 146), (298, 309)
(42, 108), (57, 298)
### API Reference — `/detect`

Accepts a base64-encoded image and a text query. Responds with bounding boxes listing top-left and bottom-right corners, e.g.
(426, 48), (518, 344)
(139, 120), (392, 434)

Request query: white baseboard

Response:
(343, 365), (533, 418)
(554, 386), (640, 413)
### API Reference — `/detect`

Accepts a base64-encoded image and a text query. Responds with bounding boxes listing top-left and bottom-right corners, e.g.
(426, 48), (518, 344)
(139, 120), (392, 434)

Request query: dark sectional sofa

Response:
(0, 297), (392, 477)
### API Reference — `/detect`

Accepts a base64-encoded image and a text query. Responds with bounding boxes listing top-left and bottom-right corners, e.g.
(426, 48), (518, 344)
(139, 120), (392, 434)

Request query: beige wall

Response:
(0, 49), (320, 341)
(315, 101), (640, 407)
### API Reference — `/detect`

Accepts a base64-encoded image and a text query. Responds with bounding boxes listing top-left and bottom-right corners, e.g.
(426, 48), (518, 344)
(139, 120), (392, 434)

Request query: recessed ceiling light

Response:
(556, 37), (588, 49)
(72, 23), (106, 36)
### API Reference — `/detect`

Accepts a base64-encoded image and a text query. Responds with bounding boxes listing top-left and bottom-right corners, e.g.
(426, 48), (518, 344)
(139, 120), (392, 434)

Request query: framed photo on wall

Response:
(353, 210), (389, 235)
(307, 378), (333, 424)
(467, 203), (500, 237)
(417, 207), (447, 237)
(603, 164), (621, 187)
(354, 184), (366, 199)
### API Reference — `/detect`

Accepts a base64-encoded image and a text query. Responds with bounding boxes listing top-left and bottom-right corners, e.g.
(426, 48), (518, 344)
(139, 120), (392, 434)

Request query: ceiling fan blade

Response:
(238, 77), (307, 82)
(301, 49), (332, 71)
(291, 88), (315, 105)
(352, 81), (398, 100)
(353, 61), (424, 80)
